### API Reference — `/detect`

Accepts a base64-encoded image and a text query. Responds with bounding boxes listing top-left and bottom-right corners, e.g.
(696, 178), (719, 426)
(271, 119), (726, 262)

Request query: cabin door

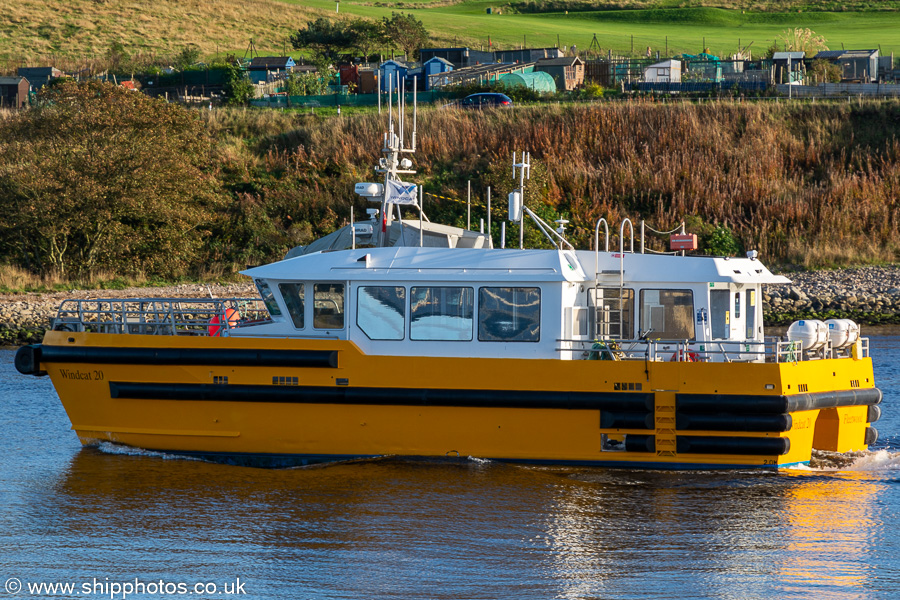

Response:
(710, 290), (731, 340)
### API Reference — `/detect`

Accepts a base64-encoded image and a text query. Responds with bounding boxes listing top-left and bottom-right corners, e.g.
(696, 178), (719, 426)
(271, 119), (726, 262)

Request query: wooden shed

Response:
(0, 76), (29, 108)
(534, 57), (585, 91)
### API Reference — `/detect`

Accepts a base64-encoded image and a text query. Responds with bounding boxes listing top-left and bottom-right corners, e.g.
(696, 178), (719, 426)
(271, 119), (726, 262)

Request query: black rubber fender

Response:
(676, 436), (790, 456)
(867, 404), (882, 424)
(865, 426), (879, 446)
(677, 388), (882, 414)
(600, 411), (654, 430)
(624, 434), (656, 453)
(676, 412), (793, 433)
(14, 345), (45, 376)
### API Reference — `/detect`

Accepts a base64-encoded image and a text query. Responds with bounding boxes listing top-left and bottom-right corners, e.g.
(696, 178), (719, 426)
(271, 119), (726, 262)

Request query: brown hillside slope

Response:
(2, 0), (324, 67)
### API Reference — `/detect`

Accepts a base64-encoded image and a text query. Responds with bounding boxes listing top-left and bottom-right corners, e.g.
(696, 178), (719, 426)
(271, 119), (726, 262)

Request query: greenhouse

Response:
(498, 71), (557, 93)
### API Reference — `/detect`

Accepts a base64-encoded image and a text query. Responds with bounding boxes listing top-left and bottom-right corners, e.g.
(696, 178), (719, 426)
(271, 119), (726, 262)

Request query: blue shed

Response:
(379, 60), (409, 92)
(423, 57), (453, 90)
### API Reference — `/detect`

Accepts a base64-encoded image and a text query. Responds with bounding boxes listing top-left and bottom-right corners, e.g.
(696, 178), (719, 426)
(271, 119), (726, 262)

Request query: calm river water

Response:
(3, 340), (900, 600)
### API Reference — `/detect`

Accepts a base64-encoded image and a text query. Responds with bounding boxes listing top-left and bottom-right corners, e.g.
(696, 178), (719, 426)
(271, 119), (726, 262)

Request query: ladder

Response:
(593, 218), (633, 340)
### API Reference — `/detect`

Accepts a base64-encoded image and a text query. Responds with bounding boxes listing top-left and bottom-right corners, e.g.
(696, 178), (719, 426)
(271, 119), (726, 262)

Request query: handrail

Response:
(594, 218), (609, 285)
(620, 218), (634, 254)
(51, 297), (271, 337)
(552, 336), (867, 364)
(594, 217), (610, 253)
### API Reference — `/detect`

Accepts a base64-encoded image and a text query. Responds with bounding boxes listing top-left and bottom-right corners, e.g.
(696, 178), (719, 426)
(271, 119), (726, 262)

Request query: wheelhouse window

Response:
(313, 283), (345, 329)
(278, 283), (305, 329)
(593, 287), (634, 339)
(410, 286), (473, 341)
(357, 286), (405, 340)
(255, 279), (282, 317)
(640, 289), (695, 340)
(478, 287), (540, 342)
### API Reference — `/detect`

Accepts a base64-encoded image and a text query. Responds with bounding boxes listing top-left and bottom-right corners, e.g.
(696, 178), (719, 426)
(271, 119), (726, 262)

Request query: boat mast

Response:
(374, 74), (418, 247)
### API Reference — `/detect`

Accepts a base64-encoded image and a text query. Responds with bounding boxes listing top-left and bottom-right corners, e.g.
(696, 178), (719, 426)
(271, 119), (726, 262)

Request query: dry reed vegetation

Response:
(237, 100), (900, 268)
(3, 0), (324, 66)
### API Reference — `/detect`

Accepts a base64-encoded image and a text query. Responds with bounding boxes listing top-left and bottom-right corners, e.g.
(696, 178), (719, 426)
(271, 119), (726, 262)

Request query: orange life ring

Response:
(670, 349), (698, 362)
(208, 308), (240, 337)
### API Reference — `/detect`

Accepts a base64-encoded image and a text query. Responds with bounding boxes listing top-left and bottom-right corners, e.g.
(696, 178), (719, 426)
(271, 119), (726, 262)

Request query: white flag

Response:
(386, 179), (418, 205)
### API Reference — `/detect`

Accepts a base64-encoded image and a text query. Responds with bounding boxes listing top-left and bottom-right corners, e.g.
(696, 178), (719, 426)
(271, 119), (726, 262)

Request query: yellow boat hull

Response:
(27, 331), (880, 469)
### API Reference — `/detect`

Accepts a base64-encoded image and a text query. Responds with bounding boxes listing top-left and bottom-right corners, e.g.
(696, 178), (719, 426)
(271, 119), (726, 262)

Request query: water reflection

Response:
(777, 472), (880, 596)
(4, 341), (900, 599)
(535, 466), (893, 599)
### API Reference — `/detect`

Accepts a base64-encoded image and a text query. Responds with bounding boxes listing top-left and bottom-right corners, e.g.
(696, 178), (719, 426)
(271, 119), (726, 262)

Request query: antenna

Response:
(412, 76), (417, 152)
(511, 151), (531, 249)
(388, 73), (393, 144)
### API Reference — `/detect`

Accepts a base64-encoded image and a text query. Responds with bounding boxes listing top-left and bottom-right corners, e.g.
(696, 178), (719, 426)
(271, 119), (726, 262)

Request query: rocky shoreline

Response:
(764, 265), (900, 326)
(3, 266), (900, 345)
(0, 283), (255, 345)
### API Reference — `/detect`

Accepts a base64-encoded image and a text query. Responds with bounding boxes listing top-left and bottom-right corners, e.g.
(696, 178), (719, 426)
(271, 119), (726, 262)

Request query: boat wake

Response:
(94, 441), (201, 462)
(806, 448), (900, 472)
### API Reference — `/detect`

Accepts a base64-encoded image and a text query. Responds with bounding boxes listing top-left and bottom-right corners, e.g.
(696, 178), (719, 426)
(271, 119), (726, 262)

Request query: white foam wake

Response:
(95, 441), (200, 461)
(845, 449), (900, 471)
(808, 448), (900, 472)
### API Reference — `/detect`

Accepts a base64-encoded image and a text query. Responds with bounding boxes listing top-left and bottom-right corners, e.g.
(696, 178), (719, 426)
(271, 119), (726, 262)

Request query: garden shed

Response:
(643, 60), (682, 83)
(423, 57), (453, 90)
(0, 76), (29, 108)
(247, 57), (296, 84)
(379, 60), (409, 92)
(17, 66), (62, 90)
(534, 57), (585, 90)
(772, 52), (805, 84)
(812, 49), (879, 83)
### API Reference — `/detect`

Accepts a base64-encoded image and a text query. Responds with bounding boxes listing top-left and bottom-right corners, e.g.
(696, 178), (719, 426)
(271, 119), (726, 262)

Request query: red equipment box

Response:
(670, 233), (698, 251)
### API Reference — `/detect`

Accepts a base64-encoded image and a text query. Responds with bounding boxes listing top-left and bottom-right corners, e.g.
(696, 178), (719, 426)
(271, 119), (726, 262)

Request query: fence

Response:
(634, 81), (769, 94)
(774, 83), (900, 97)
(251, 90), (457, 108)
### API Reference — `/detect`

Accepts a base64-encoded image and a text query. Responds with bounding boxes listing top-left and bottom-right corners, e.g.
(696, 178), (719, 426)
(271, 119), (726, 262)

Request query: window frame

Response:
(639, 288), (696, 341)
(356, 285), (406, 341)
(477, 286), (541, 343)
(313, 282), (346, 330)
(278, 282), (305, 329)
(409, 285), (474, 342)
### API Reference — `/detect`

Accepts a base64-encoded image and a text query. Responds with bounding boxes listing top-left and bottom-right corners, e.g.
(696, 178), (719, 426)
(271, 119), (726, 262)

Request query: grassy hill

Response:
(3, 0), (900, 69)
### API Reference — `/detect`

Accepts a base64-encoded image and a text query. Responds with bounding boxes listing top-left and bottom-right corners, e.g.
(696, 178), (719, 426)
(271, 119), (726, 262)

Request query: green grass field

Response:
(292, 0), (900, 58)
(3, 0), (899, 67)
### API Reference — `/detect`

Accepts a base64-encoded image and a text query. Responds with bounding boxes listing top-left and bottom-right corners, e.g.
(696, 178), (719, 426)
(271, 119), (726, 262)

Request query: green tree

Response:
(290, 17), (355, 66)
(175, 44), (202, 70)
(808, 58), (841, 83)
(382, 12), (428, 60)
(348, 19), (386, 61)
(106, 40), (130, 73)
(223, 61), (255, 105)
(0, 81), (221, 277)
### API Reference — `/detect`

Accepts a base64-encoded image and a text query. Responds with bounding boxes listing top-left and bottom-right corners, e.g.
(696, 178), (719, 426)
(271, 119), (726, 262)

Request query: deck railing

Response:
(50, 298), (271, 336)
(557, 336), (870, 363)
